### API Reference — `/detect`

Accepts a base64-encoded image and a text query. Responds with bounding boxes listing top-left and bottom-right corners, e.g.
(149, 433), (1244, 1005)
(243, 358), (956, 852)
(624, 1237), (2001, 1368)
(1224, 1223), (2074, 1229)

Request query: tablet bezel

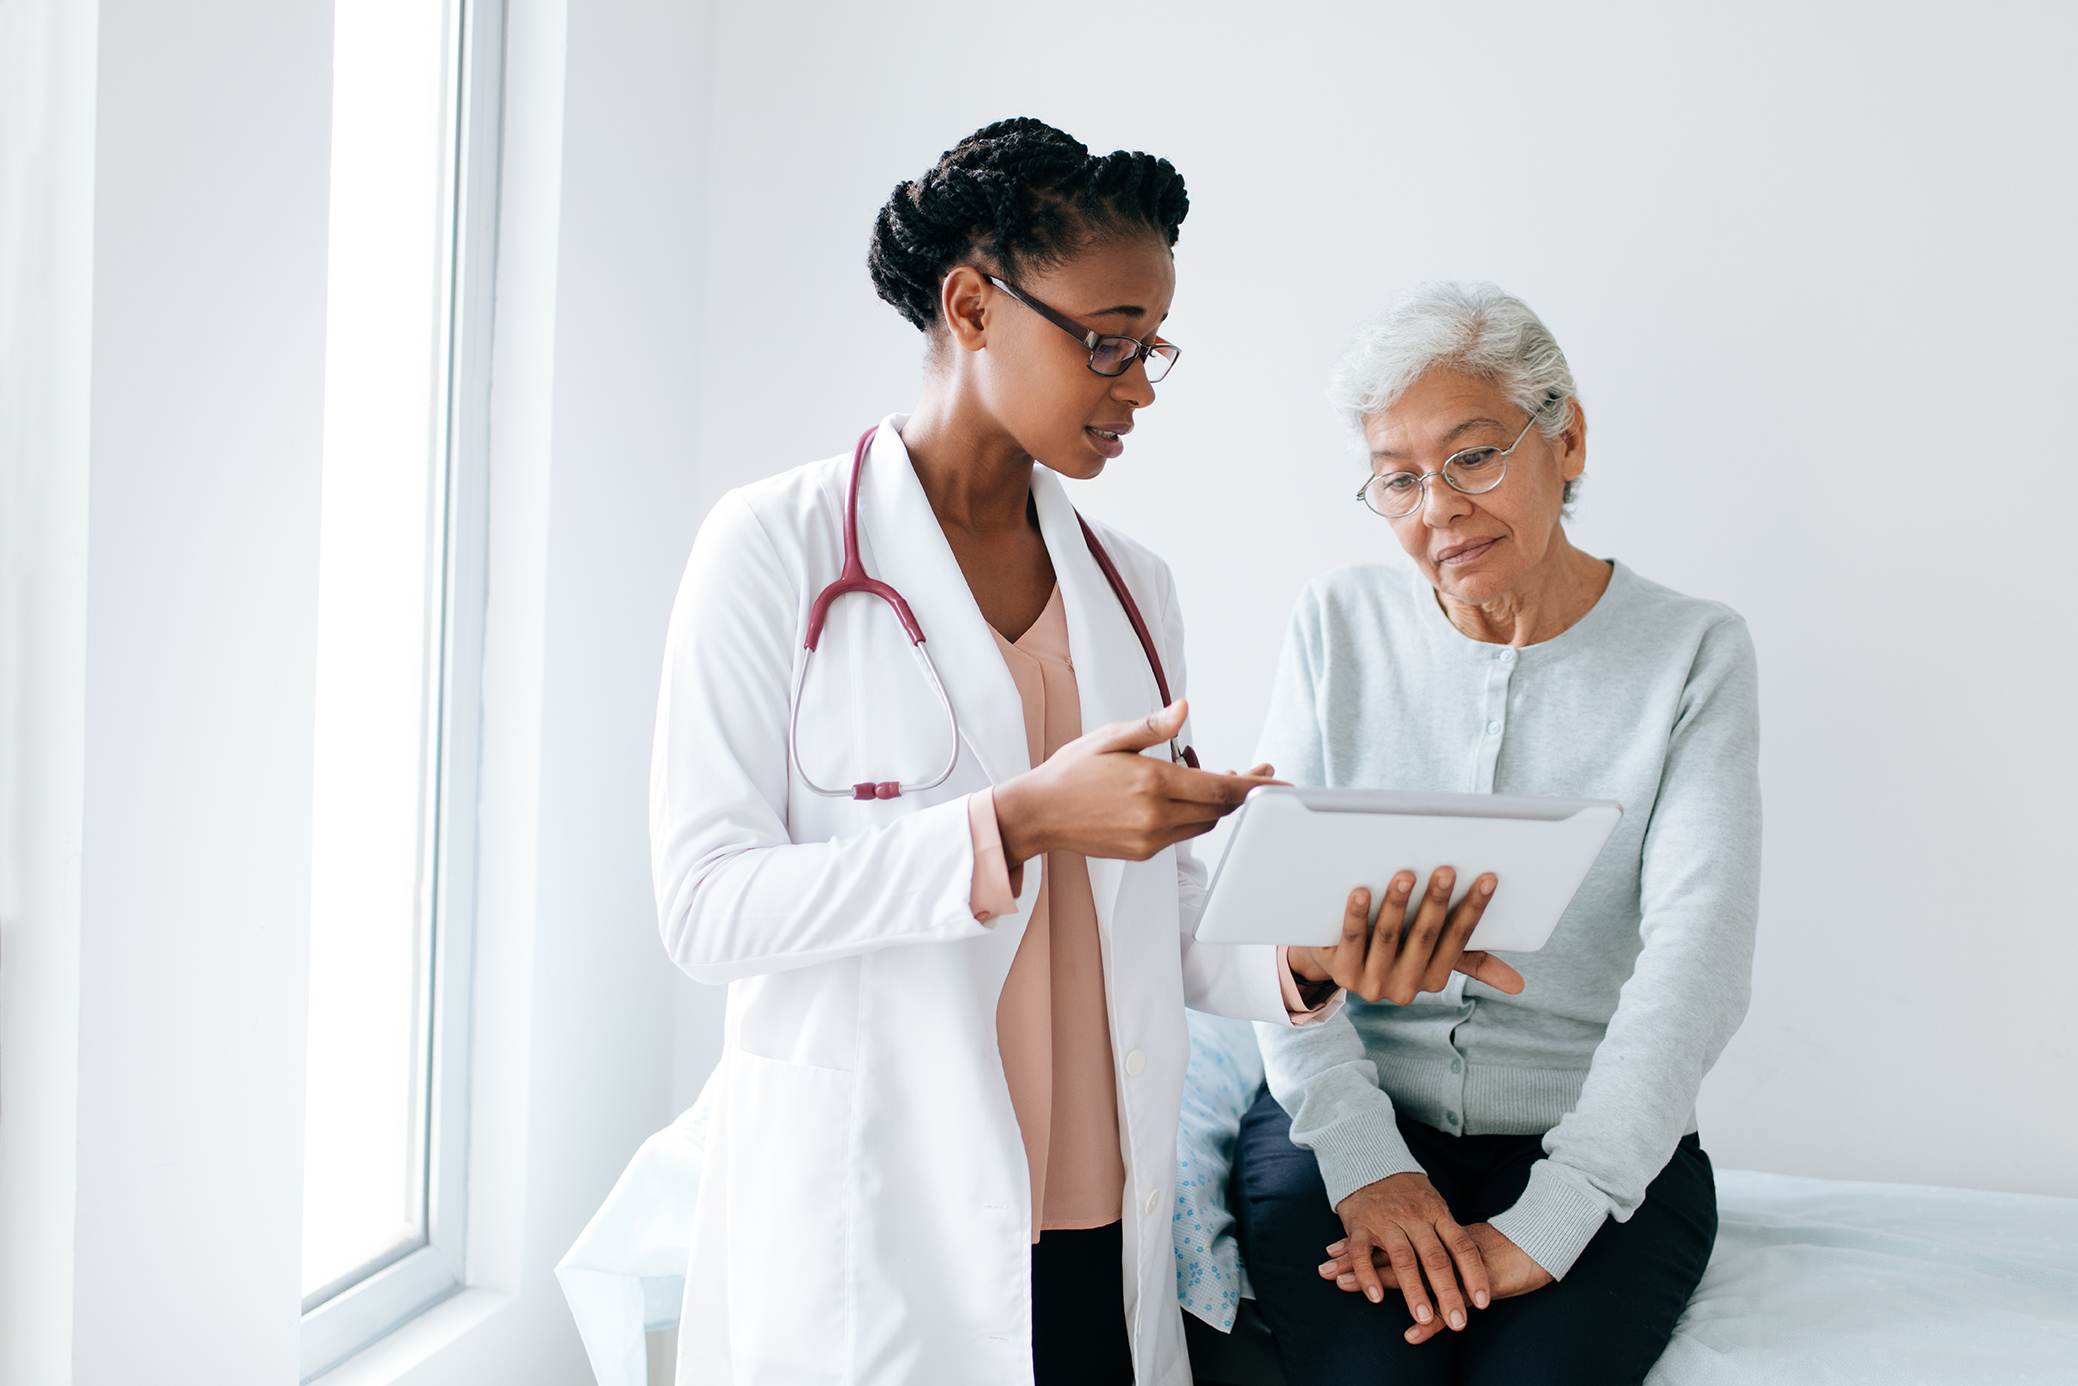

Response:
(1196, 785), (1623, 953)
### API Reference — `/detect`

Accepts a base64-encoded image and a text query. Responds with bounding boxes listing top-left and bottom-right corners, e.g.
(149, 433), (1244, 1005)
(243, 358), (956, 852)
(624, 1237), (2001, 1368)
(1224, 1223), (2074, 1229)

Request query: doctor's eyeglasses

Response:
(1356, 410), (1542, 519)
(984, 275), (1181, 382)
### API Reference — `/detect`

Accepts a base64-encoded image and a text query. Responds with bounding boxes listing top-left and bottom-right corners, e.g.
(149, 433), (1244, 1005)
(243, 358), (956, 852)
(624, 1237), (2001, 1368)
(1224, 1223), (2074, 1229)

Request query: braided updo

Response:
(868, 118), (1189, 332)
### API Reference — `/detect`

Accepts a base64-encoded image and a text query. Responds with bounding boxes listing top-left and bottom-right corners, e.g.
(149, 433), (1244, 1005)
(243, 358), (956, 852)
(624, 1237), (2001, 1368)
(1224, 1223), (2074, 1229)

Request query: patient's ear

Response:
(1555, 398), (1588, 481)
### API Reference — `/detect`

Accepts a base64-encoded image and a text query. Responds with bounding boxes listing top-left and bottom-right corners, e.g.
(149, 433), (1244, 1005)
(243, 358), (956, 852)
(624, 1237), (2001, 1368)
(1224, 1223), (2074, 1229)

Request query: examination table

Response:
(559, 1015), (2078, 1385)
(1174, 1013), (2078, 1386)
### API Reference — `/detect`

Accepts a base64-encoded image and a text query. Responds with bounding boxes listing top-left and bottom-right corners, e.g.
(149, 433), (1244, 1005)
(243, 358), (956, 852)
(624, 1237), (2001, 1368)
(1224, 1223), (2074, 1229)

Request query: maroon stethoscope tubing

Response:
(790, 426), (1198, 801)
(803, 428), (928, 652)
(1073, 510), (1201, 771)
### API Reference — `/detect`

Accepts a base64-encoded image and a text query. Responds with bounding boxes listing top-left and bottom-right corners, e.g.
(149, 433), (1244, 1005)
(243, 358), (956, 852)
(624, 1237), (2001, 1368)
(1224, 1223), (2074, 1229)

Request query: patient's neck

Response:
(1436, 531), (1612, 647)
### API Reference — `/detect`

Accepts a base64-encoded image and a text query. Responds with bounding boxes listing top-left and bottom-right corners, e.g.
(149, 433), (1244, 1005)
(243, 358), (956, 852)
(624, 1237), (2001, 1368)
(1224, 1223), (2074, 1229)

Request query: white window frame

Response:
(299, 0), (505, 1377)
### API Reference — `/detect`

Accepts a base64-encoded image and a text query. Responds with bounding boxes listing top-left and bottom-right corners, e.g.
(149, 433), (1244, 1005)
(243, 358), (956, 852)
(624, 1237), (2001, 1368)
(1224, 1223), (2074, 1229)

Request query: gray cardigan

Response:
(1252, 559), (1760, 1279)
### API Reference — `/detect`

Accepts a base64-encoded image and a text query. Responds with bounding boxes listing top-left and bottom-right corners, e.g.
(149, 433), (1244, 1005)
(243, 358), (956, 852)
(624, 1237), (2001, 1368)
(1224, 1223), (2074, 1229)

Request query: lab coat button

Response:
(1124, 1049), (1146, 1077)
(1142, 1187), (1161, 1216)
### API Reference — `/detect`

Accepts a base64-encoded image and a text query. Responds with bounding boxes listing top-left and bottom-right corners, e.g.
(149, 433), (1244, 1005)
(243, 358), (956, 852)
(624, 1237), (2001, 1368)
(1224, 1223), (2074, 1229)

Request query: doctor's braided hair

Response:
(868, 118), (1189, 332)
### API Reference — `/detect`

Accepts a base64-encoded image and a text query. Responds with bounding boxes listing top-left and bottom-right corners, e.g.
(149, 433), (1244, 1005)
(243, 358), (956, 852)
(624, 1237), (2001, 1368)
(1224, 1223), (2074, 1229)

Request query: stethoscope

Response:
(788, 425), (1199, 802)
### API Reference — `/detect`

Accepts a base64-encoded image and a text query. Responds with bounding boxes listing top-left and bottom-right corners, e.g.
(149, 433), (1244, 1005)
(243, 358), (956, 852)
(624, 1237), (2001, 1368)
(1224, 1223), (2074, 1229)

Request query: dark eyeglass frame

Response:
(1356, 410), (1543, 519)
(983, 274), (1181, 382)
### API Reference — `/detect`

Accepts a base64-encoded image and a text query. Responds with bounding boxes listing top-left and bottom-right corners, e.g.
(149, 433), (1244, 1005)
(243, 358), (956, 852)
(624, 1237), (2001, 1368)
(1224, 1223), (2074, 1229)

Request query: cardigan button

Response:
(1124, 1050), (1146, 1077)
(1142, 1187), (1162, 1216)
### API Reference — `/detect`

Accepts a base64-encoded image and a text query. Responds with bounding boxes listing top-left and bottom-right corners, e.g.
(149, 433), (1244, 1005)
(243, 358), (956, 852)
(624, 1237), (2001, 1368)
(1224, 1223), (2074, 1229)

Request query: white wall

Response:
(0, 0), (94, 1380)
(666, 0), (2078, 1198)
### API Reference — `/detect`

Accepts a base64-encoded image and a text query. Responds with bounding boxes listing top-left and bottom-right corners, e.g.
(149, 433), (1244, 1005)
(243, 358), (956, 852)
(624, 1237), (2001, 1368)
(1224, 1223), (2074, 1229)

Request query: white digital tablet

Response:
(1195, 786), (1623, 953)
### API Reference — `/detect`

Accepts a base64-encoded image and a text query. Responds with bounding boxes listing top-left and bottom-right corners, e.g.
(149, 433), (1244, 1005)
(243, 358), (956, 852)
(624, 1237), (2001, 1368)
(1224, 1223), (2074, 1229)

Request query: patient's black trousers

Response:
(1231, 1086), (1715, 1386)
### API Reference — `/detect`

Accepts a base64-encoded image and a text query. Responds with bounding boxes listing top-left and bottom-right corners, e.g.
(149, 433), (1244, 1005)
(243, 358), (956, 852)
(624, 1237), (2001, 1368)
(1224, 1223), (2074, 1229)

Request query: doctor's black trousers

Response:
(1031, 1219), (1134, 1384)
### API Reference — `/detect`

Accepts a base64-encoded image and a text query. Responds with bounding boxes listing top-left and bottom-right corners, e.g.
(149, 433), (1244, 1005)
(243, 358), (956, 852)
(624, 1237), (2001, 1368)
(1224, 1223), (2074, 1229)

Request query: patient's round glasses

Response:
(984, 274), (1181, 382)
(1356, 410), (1542, 519)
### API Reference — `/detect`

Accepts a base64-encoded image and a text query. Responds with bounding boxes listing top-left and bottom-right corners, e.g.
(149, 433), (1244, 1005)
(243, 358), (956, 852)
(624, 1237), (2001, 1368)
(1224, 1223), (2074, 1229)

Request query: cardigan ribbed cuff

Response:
(1486, 1159), (1613, 1280)
(1303, 1103), (1429, 1211)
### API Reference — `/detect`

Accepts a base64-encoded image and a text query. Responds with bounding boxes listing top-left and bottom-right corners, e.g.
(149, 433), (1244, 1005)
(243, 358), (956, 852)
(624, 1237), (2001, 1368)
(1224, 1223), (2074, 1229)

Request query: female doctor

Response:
(649, 118), (1515, 1386)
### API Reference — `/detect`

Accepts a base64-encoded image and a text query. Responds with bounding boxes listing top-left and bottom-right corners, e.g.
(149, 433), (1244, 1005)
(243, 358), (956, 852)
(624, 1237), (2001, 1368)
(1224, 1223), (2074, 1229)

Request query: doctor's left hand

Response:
(992, 701), (1275, 866)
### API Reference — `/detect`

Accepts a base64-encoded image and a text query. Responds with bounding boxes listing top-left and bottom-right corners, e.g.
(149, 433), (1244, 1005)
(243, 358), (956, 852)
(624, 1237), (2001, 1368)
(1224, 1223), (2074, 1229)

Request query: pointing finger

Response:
(1164, 768), (1279, 806)
(1082, 700), (1187, 756)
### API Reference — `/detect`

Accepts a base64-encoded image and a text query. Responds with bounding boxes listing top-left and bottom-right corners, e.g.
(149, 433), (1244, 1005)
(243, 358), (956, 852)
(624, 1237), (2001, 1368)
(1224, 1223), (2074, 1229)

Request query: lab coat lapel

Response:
(855, 418), (1030, 789)
(1030, 468), (1163, 930)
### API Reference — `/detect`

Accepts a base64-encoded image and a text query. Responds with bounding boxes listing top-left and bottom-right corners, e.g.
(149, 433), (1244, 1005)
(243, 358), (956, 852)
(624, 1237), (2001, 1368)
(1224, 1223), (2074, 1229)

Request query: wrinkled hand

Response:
(1323, 1213), (1554, 1343)
(1290, 868), (1523, 1005)
(992, 701), (1277, 866)
(1317, 1172), (1488, 1333)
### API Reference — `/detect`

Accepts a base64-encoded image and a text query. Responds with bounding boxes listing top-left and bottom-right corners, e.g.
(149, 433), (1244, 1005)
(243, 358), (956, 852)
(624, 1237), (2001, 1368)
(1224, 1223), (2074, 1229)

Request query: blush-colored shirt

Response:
(966, 586), (1334, 1241)
(968, 588), (1124, 1235)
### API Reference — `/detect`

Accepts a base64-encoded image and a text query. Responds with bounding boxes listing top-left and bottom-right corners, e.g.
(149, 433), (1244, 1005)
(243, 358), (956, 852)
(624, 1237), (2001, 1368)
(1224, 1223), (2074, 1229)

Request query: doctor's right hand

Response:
(991, 700), (1274, 866)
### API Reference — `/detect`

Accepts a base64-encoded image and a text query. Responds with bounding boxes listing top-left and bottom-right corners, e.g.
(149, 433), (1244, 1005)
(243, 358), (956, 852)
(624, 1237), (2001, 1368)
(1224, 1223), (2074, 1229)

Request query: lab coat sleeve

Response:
(651, 490), (994, 985)
(1132, 546), (1340, 1029)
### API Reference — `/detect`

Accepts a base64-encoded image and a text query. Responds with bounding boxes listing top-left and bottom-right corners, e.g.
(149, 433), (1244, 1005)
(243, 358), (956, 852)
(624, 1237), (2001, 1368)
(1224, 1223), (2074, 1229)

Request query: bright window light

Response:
(302, 0), (461, 1310)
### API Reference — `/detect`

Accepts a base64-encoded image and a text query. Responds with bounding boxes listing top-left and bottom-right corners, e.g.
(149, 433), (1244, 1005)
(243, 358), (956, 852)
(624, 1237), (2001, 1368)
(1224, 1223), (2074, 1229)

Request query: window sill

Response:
(310, 1287), (515, 1386)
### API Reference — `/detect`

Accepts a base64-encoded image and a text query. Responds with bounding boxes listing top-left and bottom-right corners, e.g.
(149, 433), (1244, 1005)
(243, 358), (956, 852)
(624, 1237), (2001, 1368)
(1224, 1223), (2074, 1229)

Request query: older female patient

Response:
(1230, 283), (1760, 1386)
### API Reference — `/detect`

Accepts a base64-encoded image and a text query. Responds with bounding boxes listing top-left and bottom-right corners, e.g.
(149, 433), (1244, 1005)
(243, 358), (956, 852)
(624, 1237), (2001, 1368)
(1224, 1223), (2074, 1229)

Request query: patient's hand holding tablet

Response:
(1288, 864), (1520, 1004)
(1202, 785), (1623, 1004)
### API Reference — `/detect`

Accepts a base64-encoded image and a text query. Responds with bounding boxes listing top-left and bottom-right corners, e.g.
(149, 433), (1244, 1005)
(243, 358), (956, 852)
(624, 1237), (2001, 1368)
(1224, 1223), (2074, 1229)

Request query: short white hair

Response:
(1327, 282), (1582, 503)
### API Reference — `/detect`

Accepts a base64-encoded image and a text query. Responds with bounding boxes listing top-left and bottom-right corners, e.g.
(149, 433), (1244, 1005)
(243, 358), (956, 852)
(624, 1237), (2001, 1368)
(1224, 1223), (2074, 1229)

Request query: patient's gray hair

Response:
(1328, 282), (1583, 504)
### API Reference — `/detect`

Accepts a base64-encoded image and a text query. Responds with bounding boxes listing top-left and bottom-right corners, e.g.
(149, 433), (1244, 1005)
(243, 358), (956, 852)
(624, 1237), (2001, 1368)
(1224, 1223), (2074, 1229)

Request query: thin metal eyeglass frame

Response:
(982, 274), (1180, 381)
(1356, 410), (1542, 519)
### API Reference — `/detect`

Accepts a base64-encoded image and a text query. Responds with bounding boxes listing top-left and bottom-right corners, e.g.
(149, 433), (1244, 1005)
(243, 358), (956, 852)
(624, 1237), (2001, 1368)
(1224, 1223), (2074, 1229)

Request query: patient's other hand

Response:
(1325, 1209), (1556, 1344)
(1399, 1223), (1553, 1344)
(1318, 1171), (1488, 1334)
(1290, 867), (1522, 1005)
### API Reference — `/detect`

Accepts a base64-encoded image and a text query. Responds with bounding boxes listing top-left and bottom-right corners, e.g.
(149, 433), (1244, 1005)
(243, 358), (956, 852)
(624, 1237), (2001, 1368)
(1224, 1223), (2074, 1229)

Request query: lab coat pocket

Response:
(723, 1047), (853, 1379)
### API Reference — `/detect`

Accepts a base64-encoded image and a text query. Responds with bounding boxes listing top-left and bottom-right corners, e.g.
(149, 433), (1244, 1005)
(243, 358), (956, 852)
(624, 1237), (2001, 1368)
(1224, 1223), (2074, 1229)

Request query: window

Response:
(299, 0), (501, 1376)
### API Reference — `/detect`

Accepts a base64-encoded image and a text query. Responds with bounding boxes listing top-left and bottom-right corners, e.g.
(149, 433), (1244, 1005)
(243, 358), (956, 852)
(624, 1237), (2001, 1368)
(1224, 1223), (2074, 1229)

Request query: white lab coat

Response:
(647, 416), (1318, 1386)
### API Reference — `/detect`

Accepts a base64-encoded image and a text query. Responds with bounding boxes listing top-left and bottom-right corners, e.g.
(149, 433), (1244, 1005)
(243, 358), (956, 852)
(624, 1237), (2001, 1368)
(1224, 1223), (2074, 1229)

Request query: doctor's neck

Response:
(900, 383), (1048, 537)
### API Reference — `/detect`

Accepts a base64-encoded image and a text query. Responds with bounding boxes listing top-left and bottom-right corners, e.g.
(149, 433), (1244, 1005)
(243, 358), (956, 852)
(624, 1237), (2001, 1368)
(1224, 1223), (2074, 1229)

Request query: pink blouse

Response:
(965, 586), (1332, 1241)
(969, 588), (1124, 1234)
